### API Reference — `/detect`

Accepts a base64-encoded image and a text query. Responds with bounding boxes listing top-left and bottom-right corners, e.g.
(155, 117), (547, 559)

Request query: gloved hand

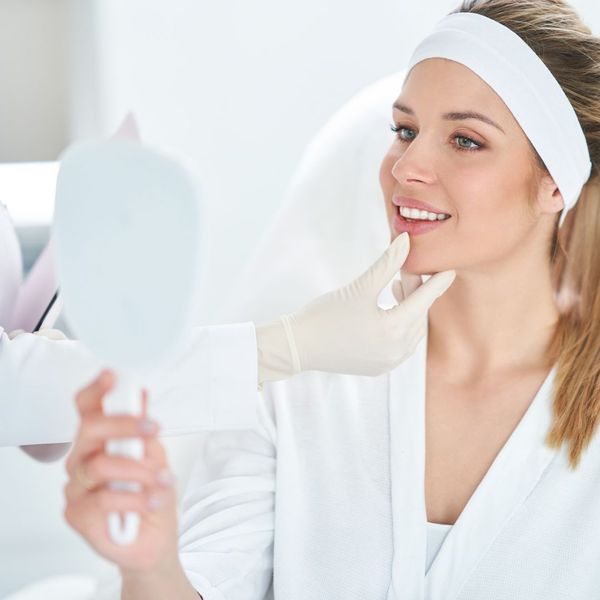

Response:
(8, 327), (68, 341)
(255, 232), (455, 388)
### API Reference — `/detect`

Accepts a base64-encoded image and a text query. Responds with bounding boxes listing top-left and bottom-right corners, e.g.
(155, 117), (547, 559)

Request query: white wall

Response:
(0, 0), (69, 161)
(66, 0), (420, 322)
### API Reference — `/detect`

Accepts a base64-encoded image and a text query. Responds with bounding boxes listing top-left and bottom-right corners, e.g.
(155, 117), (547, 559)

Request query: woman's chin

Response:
(390, 232), (456, 275)
(401, 253), (442, 276)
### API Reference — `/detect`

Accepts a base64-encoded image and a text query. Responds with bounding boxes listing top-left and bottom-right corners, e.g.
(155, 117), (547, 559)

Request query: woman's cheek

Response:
(379, 155), (399, 232)
(379, 151), (397, 192)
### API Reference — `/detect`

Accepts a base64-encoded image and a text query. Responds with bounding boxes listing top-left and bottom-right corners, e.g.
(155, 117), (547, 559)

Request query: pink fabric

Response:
(8, 236), (59, 331)
(0, 206), (23, 327)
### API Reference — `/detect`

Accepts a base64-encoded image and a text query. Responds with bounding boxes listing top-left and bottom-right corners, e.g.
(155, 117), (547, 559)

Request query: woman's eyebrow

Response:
(392, 101), (506, 134)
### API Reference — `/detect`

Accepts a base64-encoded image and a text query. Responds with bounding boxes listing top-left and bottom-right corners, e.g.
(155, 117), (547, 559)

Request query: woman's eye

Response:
(389, 123), (482, 152)
(389, 123), (415, 141)
(455, 135), (480, 150)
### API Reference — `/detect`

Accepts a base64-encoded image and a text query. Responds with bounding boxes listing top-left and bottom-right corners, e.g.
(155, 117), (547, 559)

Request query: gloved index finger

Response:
(67, 410), (157, 474)
(366, 233), (410, 295)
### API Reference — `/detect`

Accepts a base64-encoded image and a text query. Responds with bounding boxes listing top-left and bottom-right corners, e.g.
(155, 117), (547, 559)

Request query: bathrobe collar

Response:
(386, 326), (559, 600)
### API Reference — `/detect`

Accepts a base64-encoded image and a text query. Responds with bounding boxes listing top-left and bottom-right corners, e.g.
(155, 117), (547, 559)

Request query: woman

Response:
(64, 0), (600, 598)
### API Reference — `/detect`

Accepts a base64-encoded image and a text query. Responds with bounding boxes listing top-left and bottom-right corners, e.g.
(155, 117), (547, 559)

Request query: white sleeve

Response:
(0, 322), (260, 446)
(178, 389), (276, 600)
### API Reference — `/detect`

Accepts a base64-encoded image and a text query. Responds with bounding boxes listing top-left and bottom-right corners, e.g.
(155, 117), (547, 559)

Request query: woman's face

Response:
(379, 58), (557, 275)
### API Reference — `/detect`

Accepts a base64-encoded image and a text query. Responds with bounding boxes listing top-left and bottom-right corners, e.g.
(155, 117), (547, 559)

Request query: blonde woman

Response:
(63, 1), (600, 598)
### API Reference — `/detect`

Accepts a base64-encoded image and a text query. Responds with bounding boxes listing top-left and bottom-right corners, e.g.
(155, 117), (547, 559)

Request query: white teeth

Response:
(399, 206), (450, 221)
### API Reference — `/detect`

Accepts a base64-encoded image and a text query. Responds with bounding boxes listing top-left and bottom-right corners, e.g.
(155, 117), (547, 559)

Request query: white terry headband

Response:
(404, 12), (592, 227)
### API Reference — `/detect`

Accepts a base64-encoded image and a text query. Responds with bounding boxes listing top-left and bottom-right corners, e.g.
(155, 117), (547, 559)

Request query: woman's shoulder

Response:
(260, 370), (389, 403)
(257, 370), (392, 440)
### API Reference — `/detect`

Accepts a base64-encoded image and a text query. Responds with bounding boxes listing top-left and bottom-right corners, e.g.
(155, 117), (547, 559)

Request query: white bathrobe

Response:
(0, 322), (259, 446)
(178, 325), (600, 600)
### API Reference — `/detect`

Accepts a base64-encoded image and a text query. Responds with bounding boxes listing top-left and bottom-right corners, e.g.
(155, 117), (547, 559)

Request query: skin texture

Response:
(379, 57), (563, 379)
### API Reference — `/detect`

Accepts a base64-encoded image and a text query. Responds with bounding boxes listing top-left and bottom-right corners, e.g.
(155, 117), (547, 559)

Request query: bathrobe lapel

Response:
(386, 328), (428, 600)
(386, 327), (559, 600)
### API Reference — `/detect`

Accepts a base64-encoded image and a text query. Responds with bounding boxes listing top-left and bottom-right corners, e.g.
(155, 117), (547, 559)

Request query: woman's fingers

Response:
(63, 376), (180, 570)
(75, 369), (116, 417)
(143, 432), (169, 467)
(65, 453), (165, 502)
(66, 413), (159, 475)
(82, 413), (158, 446)
(65, 487), (171, 531)
(140, 390), (171, 472)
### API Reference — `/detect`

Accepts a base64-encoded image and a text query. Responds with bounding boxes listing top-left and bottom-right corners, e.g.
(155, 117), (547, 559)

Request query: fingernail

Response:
(139, 419), (158, 435)
(147, 493), (163, 511)
(156, 468), (175, 487)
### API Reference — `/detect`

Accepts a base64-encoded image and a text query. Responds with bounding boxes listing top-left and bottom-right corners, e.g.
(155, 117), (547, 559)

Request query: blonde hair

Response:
(452, 0), (600, 468)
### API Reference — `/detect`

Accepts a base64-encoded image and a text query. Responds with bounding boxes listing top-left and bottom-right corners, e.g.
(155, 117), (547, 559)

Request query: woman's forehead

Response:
(397, 58), (517, 131)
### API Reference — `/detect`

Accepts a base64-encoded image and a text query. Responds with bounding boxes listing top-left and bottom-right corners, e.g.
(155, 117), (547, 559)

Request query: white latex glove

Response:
(256, 232), (455, 387)
(7, 327), (68, 341)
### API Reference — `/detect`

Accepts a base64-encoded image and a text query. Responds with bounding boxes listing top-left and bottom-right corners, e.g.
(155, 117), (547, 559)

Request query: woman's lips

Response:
(392, 206), (452, 236)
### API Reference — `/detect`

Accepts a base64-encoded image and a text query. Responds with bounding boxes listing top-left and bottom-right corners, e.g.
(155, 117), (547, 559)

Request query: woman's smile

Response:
(392, 206), (453, 236)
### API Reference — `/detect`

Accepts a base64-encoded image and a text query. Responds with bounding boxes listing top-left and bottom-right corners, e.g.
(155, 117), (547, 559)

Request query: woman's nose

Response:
(390, 136), (435, 185)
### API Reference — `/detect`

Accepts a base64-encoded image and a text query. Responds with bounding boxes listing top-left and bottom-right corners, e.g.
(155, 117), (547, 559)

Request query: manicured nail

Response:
(156, 468), (175, 487)
(138, 419), (158, 435)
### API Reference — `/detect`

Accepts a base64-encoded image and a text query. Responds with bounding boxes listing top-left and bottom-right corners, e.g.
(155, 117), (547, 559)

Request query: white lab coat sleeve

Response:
(0, 322), (259, 446)
(178, 387), (276, 600)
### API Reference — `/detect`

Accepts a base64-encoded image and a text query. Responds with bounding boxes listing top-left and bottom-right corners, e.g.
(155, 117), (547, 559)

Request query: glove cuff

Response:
(279, 314), (302, 375)
(255, 316), (301, 388)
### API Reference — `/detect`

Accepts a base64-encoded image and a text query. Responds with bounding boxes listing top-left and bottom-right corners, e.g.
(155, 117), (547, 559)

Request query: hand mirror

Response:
(53, 139), (203, 545)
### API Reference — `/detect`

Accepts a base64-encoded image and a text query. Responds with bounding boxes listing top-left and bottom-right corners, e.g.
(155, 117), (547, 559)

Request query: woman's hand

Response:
(63, 369), (179, 574)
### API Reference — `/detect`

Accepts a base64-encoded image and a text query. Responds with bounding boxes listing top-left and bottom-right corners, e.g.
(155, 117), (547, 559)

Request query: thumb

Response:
(390, 270), (456, 316)
(358, 233), (410, 296)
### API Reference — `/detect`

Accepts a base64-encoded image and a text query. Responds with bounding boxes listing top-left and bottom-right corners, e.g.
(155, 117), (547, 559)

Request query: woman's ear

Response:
(537, 173), (564, 216)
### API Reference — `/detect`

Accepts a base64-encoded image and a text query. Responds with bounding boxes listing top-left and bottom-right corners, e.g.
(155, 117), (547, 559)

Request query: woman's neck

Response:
(426, 257), (558, 383)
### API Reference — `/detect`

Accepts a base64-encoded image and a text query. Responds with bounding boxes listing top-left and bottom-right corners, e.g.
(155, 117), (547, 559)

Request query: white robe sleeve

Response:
(178, 388), (276, 600)
(0, 322), (259, 446)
